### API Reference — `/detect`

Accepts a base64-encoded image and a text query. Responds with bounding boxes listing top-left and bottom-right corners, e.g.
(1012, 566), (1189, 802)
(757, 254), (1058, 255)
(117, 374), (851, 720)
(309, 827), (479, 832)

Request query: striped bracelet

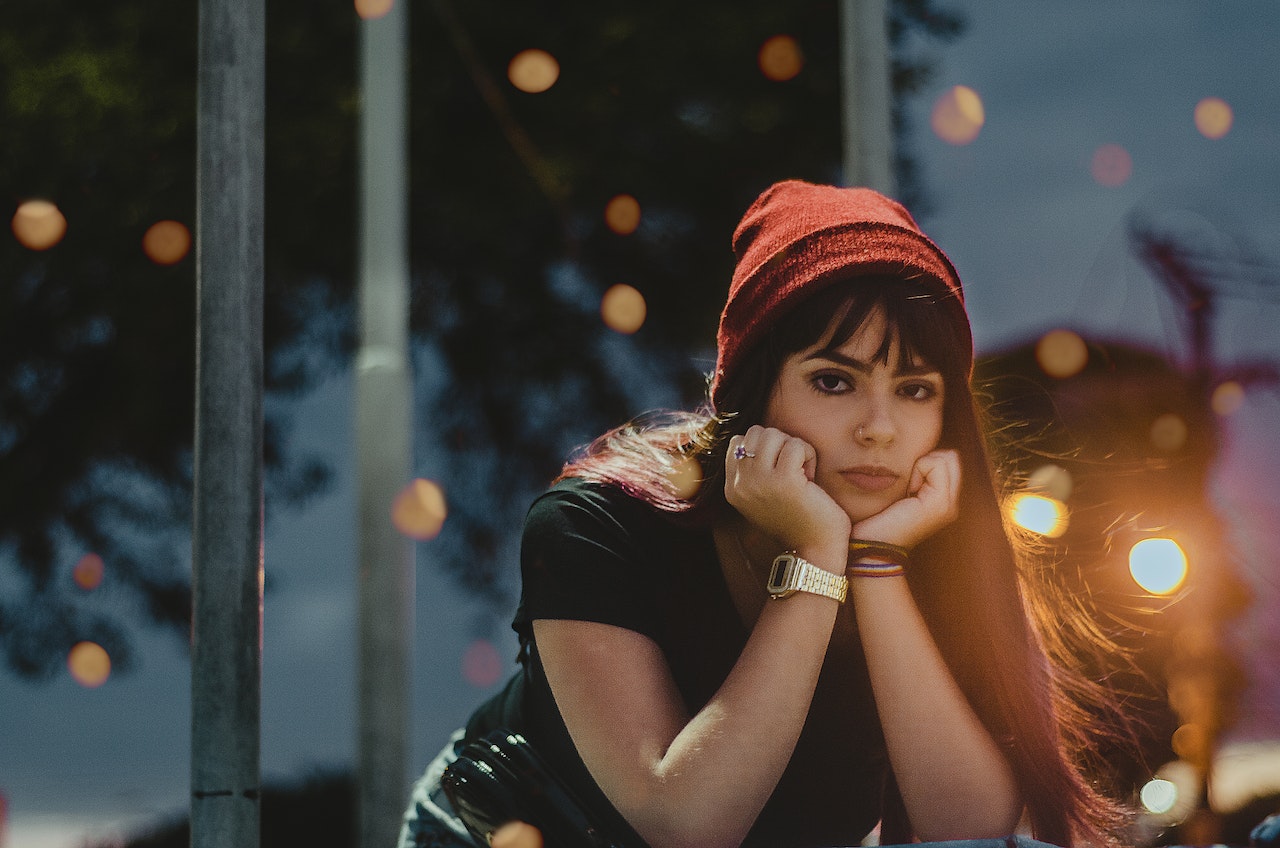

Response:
(847, 560), (906, 578)
(847, 539), (910, 578)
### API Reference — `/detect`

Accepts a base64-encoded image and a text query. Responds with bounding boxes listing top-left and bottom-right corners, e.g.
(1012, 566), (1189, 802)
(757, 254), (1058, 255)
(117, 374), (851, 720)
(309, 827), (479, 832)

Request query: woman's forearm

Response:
(536, 568), (842, 848)
(850, 576), (1022, 840)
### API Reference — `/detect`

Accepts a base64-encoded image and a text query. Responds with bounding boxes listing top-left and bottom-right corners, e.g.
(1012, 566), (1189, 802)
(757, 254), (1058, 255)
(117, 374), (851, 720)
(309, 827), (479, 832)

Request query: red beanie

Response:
(710, 180), (971, 412)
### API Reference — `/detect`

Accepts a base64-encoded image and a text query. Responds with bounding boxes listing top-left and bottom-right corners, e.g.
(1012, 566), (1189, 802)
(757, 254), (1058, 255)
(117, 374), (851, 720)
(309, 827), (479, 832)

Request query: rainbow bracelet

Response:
(847, 539), (910, 577)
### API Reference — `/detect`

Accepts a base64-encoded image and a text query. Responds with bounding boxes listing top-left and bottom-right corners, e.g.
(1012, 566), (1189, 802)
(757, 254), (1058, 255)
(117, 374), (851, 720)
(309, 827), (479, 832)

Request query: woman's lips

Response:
(840, 466), (899, 492)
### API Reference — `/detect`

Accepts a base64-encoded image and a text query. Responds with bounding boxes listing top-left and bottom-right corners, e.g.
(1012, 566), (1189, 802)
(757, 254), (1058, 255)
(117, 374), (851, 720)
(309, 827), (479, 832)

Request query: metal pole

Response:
(191, 0), (265, 843)
(839, 0), (896, 195)
(356, 2), (414, 847)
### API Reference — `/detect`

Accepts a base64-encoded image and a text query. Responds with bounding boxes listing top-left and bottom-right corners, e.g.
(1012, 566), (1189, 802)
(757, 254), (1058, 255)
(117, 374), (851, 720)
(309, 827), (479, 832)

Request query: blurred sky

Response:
(4, 3), (1280, 847)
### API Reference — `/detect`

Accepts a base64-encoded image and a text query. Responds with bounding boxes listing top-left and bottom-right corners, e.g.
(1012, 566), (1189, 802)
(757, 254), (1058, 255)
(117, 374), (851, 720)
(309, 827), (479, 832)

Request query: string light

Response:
(1128, 538), (1188, 595)
(1007, 492), (1069, 538)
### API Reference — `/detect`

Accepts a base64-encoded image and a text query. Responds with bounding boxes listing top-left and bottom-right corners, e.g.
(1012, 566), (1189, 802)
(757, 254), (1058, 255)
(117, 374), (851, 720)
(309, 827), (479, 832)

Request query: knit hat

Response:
(710, 180), (972, 412)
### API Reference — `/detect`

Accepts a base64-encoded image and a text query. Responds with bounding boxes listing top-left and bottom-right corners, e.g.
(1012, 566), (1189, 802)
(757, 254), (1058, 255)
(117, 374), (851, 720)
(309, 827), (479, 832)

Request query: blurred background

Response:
(2, 1), (1278, 846)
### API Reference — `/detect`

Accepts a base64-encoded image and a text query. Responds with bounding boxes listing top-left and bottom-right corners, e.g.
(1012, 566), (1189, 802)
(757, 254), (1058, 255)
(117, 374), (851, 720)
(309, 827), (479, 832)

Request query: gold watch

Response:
(767, 553), (848, 604)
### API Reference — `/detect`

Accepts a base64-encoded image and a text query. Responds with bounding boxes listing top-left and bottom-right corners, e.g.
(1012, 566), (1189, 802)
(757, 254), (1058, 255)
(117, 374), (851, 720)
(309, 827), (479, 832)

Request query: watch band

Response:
(767, 553), (848, 604)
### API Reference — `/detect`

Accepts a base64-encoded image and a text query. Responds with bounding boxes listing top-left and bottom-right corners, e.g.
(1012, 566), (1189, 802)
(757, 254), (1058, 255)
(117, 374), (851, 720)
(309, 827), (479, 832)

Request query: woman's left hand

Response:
(851, 449), (960, 549)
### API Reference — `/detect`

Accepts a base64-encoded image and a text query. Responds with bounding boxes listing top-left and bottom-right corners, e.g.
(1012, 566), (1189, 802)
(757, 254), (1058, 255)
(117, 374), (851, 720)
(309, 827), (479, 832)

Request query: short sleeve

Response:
(517, 479), (664, 642)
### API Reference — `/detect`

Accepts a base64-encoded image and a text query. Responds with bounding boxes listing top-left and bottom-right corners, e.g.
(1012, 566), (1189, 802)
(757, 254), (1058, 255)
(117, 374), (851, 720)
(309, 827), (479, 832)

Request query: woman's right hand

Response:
(725, 425), (851, 559)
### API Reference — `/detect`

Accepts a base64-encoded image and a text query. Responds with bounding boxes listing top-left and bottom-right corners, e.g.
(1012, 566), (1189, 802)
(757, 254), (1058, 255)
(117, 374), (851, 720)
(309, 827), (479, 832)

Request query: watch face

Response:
(768, 554), (795, 594)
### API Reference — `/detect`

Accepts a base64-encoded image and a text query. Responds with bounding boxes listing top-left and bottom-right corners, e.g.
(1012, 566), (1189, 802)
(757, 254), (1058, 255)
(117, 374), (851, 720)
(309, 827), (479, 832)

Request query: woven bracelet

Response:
(848, 539), (910, 571)
(847, 560), (906, 578)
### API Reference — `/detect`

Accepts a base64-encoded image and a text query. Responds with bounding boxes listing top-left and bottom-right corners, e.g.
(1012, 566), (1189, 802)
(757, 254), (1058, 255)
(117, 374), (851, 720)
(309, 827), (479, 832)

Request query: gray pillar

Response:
(190, 0), (265, 844)
(839, 0), (896, 195)
(356, 2), (414, 847)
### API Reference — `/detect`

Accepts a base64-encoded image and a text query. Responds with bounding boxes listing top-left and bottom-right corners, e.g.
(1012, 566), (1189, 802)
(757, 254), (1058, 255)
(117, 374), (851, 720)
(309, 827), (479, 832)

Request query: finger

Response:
(777, 436), (818, 481)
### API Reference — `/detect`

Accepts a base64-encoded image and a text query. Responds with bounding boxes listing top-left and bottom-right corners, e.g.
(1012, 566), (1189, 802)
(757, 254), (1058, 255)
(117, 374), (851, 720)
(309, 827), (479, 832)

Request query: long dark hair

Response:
(559, 277), (1133, 846)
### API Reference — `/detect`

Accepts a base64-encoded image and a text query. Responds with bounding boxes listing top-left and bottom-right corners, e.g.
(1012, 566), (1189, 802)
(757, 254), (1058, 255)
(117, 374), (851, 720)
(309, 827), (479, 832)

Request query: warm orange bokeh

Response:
(508, 49), (559, 94)
(604, 194), (641, 235)
(73, 553), (105, 590)
(758, 35), (803, 82)
(1149, 413), (1189, 452)
(1194, 97), (1233, 139)
(354, 0), (393, 20)
(143, 220), (192, 265)
(1035, 329), (1088, 378)
(391, 478), (448, 540)
(68, 641), (111, 688)
(930, 85), (984, 145)
(601, 283), (646, 334)
(1211, 381), (1245, 416)
(12, 199), (68, 250)
(666, 455), (702, 500)
(491, 821), (544, 848)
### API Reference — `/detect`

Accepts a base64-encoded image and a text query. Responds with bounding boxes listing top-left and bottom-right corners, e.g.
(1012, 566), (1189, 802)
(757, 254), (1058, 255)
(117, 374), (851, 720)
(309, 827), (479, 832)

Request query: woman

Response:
(401, 181), (1131, 848)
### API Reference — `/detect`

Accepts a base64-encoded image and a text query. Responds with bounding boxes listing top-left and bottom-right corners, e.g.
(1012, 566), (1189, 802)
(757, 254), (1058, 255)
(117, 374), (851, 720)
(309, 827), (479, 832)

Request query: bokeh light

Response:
(758, 35), (803, 82)
(1007, 492), (1069, 538)
(1194, 97), (1233, 139)
(354, 0), (393, 20)
(930, 85), (984, 145)
(143, 220), (192, 265)
(601, 283), (646, 334)
(12, 199), (68, 250)
(1027, 463), (1072, 502)
(1149, 412), (1188, 452)
(391, 478), (447, 540)
(1035, 329), (1088, 378)
(508, 49), (559, 94)
(68, 641), (111, 688)
(462, 639), (504, 688)
(1128, 537), (1188, 595)
(491, 821), (544, 848)
(73, 553), (105, 590)
(604, 194), (641, 235)
(1171, 722), (1210, 764)
(666, 455), (703, 500)
(1211, 381), (1245, 416)
(1091, 143), (1132, 187)
(1140, 777), (1178, 815)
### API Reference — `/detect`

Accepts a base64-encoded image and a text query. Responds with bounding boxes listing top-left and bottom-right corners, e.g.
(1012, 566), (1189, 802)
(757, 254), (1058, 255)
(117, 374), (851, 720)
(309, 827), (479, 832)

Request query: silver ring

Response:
(733, 444), (756, 460)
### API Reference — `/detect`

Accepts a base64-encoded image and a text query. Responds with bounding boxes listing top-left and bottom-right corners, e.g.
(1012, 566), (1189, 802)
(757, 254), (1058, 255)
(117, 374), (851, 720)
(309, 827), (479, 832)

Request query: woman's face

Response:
(762, 305), (946, 525)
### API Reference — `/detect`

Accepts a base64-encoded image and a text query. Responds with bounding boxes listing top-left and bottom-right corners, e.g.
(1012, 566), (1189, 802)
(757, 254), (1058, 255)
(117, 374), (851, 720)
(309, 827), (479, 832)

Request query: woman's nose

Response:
(855, 400), (895, 445)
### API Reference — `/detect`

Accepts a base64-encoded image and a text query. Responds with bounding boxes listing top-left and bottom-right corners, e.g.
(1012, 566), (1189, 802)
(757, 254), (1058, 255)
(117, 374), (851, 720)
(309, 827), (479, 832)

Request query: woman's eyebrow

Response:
(802, 348), (940, 377)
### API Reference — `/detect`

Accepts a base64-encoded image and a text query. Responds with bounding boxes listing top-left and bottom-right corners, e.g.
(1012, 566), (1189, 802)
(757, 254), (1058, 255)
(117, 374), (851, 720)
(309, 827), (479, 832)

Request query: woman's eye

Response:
(900, 382), (936, 401)
(813, 374), (850, 393)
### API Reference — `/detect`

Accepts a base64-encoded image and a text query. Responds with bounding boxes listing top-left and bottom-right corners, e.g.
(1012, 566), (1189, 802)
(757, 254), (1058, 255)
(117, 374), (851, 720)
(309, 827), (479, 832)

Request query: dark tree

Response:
(0, 0), (963, 677)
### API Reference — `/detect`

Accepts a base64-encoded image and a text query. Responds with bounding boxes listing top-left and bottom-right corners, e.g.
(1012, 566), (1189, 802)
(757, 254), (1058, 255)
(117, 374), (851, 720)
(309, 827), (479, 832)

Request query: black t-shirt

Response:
(466, 478), (889, 847)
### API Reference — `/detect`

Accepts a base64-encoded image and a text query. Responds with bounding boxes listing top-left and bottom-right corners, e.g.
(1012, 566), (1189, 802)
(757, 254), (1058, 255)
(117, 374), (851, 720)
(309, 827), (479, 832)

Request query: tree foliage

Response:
(0, 0), (962, 677)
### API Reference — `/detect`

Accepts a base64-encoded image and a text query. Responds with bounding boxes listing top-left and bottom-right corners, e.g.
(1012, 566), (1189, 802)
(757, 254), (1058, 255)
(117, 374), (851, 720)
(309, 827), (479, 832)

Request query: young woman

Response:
(400, 181), (1131, 848)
